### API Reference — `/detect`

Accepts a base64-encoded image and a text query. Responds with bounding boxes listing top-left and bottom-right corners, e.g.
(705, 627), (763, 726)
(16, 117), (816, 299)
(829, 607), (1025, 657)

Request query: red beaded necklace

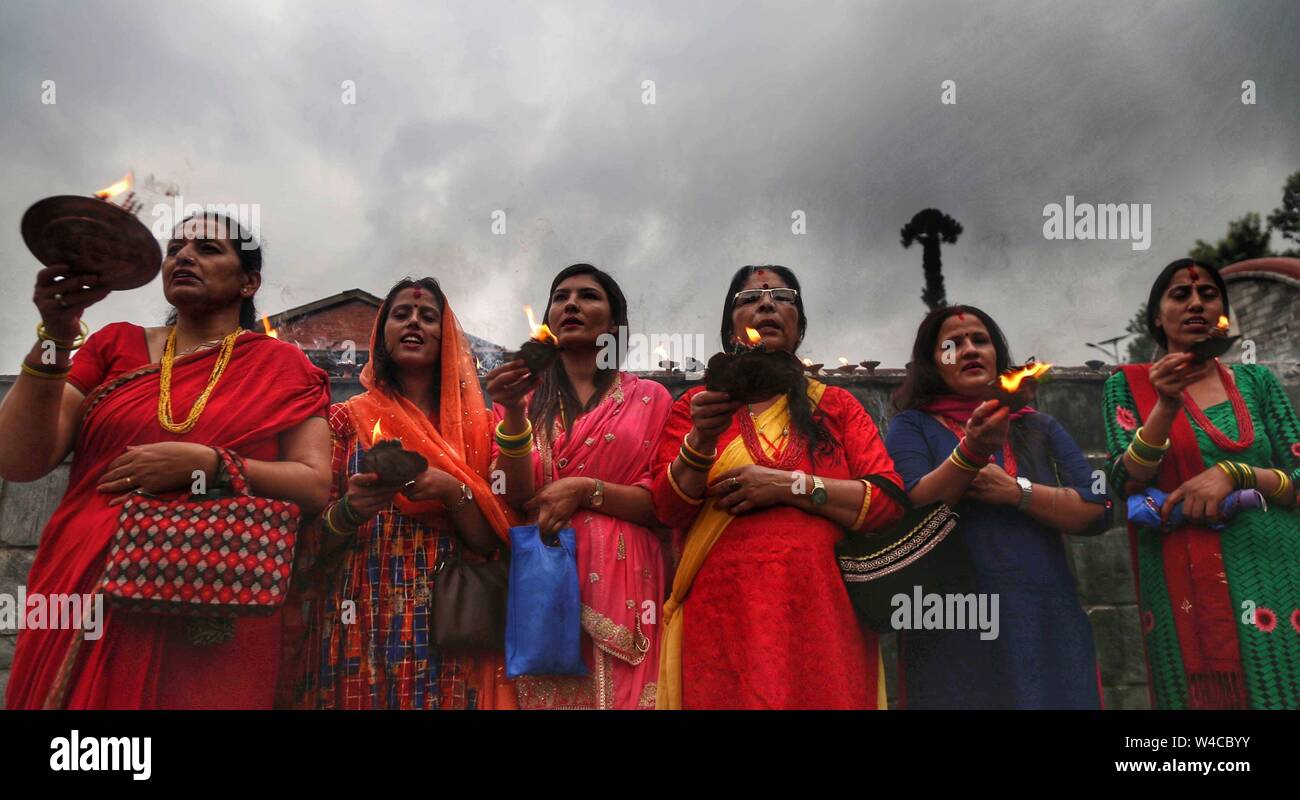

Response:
(1181, 360), (1254, 453)
(740, 407), (804, 470)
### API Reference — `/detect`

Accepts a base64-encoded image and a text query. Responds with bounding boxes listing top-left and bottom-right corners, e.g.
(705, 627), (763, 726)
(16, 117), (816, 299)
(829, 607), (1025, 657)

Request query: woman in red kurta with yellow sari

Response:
(0, 214), (331, 709)
(650, 266), (904, 709)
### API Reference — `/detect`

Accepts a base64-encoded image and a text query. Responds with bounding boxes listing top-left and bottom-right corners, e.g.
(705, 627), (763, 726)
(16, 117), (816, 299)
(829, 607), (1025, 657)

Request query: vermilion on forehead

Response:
(741, 274), (788, 290)
(938, 318), (988, 339)
(173, 219), (232, 240)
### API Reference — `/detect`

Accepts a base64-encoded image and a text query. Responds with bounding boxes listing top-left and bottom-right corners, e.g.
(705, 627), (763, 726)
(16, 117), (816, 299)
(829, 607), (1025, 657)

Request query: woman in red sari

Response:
(0, 213), (331, 709)
(650, 265), (904, 709)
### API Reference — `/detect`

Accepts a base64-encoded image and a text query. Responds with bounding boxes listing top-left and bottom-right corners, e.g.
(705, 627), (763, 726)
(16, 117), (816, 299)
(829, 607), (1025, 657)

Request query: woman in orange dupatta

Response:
(1, 214), (332, 709)
(650, 265), (904, 709)
(487, 264), (672, 709)
(281, 278), (517, 710)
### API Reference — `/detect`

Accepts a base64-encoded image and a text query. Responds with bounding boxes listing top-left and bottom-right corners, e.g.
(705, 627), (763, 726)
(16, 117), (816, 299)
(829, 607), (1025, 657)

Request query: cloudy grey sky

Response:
(2, 0), (1297, 369)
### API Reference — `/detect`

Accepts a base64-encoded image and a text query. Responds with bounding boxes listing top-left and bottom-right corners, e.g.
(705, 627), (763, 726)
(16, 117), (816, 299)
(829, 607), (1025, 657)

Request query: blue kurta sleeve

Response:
(1044, 414), (1113, 535)
(883, 409), (938, 493)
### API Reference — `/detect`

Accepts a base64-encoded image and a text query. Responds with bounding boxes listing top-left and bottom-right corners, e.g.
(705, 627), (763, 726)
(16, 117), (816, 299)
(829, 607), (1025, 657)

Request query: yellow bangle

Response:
(1134, 426), (1170, 452)
(1267, 468), (1292, 501)
(682, 437), (717, 462)
(850, 480), (873, 531)
(36, 320), (89, 350)
(947, 451), (980, 474)
(20, 361), (69, 381)
(1126, 446), (1162, 469)
(498, 441), (533, 458)
(667, 463), (704, 505)
(495, 419), (533, 444)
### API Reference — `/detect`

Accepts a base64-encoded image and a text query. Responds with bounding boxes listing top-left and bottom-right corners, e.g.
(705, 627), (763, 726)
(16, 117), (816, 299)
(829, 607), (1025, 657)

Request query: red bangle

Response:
(958, 436), (989, 465)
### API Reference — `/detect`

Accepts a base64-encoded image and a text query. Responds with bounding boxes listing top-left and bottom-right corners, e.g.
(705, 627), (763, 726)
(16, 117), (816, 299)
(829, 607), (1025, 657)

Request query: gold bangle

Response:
(677, 444), (714, 472)
(20, 361), (69, 381)
(498, 441), (533, 458)
(1216, 461), (1239, 488)
(495, 419), (533, 444)
(850, 480), (873, 531)
(1268, 469), (1293, 501)
(682, 437), (717, 462)
(1133, 426), (1170, 452)
(36, 320), (89, 350)
(667, 462), (705, 505)
(947, 451), (980, 474)
(1126, 445), (1162, 469)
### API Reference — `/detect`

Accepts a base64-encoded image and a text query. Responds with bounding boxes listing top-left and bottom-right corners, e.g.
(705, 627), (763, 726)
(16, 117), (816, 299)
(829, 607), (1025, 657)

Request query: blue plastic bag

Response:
(1127, 488), (1266, 532)
(505, 524), (587, 678)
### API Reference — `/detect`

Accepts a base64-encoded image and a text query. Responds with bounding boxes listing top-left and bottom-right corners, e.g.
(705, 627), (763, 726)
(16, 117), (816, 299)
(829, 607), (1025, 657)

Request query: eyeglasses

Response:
(733, 288), (799, 306)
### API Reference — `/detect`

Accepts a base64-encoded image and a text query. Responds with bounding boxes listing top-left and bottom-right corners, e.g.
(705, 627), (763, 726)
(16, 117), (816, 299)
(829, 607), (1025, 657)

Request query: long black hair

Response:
(720, 265), (830, 461)
(527, 264), (629, 433)
(893, 304), (1048, 479)
(1144, 257), (1231, 351)
(369, 277), (448, 397)
(165, 212), (262, 331)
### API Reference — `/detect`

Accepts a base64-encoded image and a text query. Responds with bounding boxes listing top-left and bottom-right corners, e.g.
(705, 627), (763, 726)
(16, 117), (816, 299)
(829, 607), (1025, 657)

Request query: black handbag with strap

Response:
(836, 474), (976, 632)
(434, 546), (509, 652)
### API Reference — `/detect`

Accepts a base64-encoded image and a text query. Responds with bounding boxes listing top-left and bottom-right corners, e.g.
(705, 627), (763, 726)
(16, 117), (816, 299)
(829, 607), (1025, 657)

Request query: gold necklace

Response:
(158, 326), (244, 434)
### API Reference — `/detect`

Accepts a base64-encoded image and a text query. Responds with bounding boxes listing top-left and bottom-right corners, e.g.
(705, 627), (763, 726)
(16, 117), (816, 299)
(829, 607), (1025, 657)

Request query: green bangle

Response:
(949, 446), (982, 473)
(1130, 427), (1170, 462)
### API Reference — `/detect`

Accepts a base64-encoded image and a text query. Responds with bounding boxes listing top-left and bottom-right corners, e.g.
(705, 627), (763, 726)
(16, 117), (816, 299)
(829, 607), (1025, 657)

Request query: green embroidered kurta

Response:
(1103, 364), (1300, 709)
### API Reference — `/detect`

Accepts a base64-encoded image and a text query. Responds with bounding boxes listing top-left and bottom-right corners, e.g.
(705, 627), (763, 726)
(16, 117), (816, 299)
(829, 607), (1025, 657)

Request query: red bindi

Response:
(412, 289), (422, 298)
(1187, 267), (1198, 282)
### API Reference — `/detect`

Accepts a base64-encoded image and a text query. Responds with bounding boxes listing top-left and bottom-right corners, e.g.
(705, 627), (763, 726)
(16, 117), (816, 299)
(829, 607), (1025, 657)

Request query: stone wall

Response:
(3, 366), (1298, 709)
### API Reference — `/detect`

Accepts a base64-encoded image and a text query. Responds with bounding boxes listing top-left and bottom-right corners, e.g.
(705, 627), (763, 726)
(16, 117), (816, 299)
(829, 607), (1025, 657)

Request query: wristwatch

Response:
(810, 475), (828, 506)
(1016, 476), (1033, 511)
(452, 481), (473, 511)
(588, 478), (605, 508)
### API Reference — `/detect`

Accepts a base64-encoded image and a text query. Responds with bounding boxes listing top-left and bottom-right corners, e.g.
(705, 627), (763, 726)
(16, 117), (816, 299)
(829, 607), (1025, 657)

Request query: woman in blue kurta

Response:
(884, 305), (1110, 708)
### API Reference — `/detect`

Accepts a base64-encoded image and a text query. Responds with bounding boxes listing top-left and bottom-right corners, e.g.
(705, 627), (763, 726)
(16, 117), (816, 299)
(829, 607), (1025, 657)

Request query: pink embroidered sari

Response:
(495, 372), (673, 709)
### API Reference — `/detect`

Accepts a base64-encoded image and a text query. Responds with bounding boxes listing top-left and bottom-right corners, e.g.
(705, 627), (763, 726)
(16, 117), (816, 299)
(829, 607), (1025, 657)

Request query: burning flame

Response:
(1216, 315), (1230, 332)
(261, 316), (279, 339)
(372, 419), (383, 442)
(802, 357), (813, 366)
(838, 357), (850, 366)
(999, 362), (1053, 393)
(476, 357), (483, 370)
(93, 171), (133, 199)
(655, 346), (669, 359)
(523, 305), (558, 344)
(744, 327), (762, 345)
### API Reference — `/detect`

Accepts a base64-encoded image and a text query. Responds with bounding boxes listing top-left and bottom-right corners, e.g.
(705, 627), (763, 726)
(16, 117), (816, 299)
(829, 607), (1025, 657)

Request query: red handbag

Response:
(98, 447), (301, 621)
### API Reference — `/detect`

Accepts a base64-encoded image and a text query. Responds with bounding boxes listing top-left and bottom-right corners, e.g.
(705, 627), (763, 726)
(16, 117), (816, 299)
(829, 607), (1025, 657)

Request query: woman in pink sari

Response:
(486, 263), (671, 709)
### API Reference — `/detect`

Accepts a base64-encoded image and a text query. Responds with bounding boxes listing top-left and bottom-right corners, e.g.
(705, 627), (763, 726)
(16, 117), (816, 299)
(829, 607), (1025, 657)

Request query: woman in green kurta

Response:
(1102, 259), (1300, 709)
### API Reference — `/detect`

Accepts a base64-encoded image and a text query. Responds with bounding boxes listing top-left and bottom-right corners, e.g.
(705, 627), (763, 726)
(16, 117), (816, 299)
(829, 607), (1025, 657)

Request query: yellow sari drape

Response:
(656, 380), (886, 709)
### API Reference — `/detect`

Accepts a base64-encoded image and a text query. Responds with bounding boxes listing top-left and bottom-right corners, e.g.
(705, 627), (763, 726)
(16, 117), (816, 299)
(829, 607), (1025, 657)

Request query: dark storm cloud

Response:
(1, 0), (1296, 368)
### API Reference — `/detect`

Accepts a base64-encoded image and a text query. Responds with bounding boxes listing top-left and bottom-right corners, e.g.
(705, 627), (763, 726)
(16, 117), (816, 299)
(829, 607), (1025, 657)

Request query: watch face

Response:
(1017, 477), (1032, 491)
(811, 486), (829, 505)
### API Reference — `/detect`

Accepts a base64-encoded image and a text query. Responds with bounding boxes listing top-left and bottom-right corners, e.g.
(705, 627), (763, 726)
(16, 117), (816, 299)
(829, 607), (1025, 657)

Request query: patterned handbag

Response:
(836, 474), (973, 632)
(98, 447), (301, 620)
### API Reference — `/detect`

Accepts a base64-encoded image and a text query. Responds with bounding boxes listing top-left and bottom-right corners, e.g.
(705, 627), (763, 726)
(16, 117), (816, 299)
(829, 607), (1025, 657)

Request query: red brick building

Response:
(265, 289), (506, 379)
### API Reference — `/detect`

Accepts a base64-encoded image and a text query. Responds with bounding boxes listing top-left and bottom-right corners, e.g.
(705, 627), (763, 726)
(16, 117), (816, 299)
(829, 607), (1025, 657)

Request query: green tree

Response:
(900, 208), (963, 310)
(1188, 212), (1273, 268)
(1267, 170), (1300, 257)
(1124, 303), (1156, 363)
